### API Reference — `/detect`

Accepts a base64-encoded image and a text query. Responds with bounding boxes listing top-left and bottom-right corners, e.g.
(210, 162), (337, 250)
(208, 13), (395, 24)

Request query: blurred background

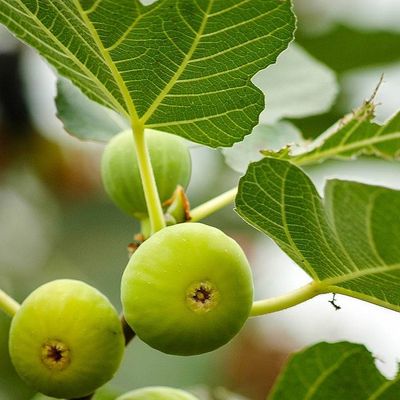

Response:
(1, 0), (400, 399)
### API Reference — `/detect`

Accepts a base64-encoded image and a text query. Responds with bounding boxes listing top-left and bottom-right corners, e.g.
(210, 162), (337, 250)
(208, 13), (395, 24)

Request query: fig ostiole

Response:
(101, 129), (191, 220)
(121, 223), (254, 356)
(116, 386), (199, 400)
(8, 279), (125, 399)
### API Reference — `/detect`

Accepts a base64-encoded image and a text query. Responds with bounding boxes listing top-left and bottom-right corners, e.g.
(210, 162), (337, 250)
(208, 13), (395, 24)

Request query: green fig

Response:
(9, 279), (125, 399)
(116, 386), (199, 400)
(121, 223), (253, 355)
(101, 129), (191, 220)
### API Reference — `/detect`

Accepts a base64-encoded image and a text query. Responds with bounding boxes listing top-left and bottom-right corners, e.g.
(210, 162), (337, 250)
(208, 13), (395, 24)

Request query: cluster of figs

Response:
(9, 130), (254, 399)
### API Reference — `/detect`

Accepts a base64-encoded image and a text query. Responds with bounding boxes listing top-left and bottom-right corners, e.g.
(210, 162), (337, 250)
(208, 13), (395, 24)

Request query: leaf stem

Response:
(132, 123), (166, 234)
(0, 289), (21, 317)
(190, 187), (238, 222)
(250, 281), (321, 317)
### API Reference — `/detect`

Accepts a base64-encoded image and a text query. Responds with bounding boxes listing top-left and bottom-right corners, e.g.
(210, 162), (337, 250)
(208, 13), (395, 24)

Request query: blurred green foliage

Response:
(298, 25), (400, 73)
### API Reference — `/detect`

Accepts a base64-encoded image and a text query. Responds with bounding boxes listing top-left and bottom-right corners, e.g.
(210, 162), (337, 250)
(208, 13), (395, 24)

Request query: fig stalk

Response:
(250, 281), (322, 317)
(0, 289), (20, 317)
(121, 314), (136, 345)
(189, 187), (238, 222)
(131, 123), (166, 234)
(102, 129), (191, 228)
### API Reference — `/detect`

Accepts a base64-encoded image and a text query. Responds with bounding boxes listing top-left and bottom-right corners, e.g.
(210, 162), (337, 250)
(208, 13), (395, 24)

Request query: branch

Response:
(250, 281), (321, 317)
(0, 289), (20, 317)
(190, 187), (238, 222)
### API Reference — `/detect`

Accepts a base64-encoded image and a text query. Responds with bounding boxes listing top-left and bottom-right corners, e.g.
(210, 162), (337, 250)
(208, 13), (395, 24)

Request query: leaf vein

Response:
(140, 0), (215, 123)
(304, 349), (361, 400)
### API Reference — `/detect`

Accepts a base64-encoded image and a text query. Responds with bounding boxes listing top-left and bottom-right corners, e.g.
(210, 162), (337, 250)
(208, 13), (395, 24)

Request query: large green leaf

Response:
(0, 0), (295, 147)
(55, 42), (335, 143)
(269, 342), (400, 400)
(290, 104), (400, 166)
(236, 157), (400, 312)
(56, 42), (336, 142)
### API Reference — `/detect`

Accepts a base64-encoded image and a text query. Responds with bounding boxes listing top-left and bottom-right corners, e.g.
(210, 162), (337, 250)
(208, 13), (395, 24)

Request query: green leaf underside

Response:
(56, 77), (129, 141)
(269, 342), (400, 400)
(0, 0), (295, 147)
(278, 103), (400, 166)
(236, 157), (400, 312)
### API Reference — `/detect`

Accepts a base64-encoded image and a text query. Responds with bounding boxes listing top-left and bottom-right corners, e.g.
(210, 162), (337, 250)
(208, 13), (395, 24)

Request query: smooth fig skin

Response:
(101, 129), (192, 220)
(121, 223), (254, 356)
(116, 386), (199, 400)
(9, 279), (125, 399)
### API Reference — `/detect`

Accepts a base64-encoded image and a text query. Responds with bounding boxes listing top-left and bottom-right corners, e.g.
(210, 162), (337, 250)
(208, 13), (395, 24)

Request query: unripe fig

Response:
(9, 279), (125, 399)
(101, 129), (191, 220)
(121, 223), (253, 355)
(116, 386), (199, 400)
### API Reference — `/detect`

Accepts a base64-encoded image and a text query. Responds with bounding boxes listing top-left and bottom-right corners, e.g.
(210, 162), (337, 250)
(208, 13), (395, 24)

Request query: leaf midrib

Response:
(321, 263), (400, 286)
(303, 348), (361, 400)
(280, 165), (319, 280)
(72, 0), (139, 122)
(368, 374), (400, 400)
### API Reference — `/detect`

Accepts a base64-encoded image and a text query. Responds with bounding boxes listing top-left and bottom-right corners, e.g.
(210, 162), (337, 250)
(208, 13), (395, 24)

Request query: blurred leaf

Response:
(0, 0), (295, 147)
(298, 25), (400, 73)
(264, 103), (400, 166)
(222, 122), (302, 174)
(287, 111), (344, 141)
(254, 43), (338, 123)
(268, 342), (400, 400)
(0, 168), (59, 276)
(236, 158), (400, 312)
(55, 78), (129, 142)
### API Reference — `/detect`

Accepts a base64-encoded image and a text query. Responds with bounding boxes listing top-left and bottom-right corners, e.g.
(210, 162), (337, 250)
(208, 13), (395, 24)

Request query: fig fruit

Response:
(101, 129), (191, 220)
(121, 223), (253, 355)
(8, 279), (125, 399)
(116, 386), (199, 400)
